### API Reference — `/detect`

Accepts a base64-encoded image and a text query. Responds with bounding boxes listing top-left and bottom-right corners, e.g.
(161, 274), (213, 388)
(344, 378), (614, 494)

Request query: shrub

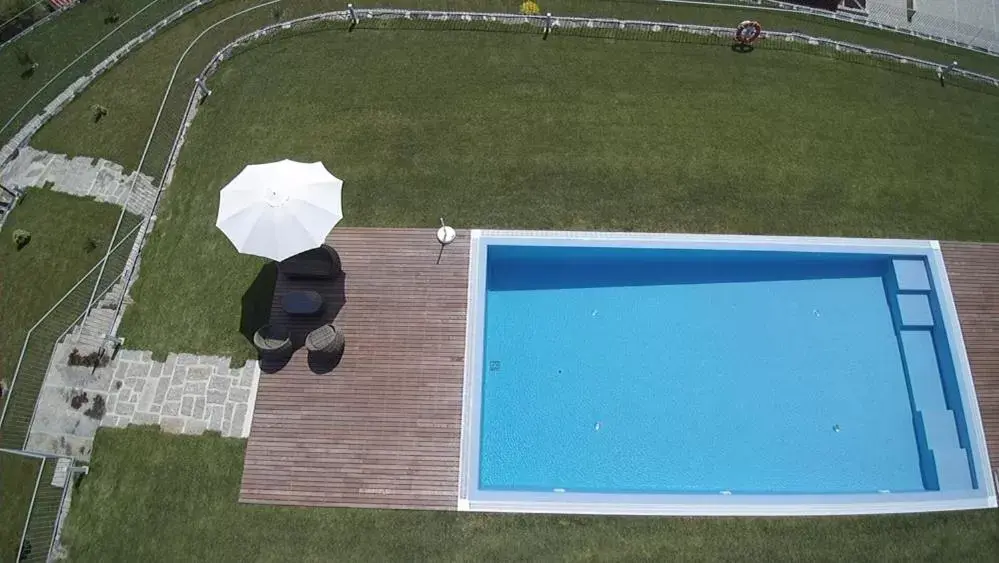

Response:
(520, 1), (541, 15)
(84, 237), (98, 253)
(84, 395), (106, 419)
(68, 348), (110, 368)
(12, 229), (30, 250)
(105, 3), (120, 24)
(92, 104), (108, 122)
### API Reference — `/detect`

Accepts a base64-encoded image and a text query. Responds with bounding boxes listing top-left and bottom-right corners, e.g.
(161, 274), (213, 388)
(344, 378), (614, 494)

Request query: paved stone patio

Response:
(27, 342), (259, 460)
(100, 351), (260, 438)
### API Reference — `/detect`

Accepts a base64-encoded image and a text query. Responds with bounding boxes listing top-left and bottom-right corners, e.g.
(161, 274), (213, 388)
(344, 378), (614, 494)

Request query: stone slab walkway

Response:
(27, 342), (259, 461)
(0, 146), (157, 216)
(100, 351), (260, 438)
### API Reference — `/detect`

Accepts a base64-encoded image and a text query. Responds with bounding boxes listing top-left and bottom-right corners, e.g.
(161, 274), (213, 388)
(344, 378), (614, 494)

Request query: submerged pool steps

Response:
(890, 259), (974, 492)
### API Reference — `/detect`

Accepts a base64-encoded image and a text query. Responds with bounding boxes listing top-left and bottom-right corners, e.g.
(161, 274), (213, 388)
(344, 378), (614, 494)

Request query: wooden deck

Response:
(940, 242), (999, 472)
(240, 233), (999, 510)
(239, 228), (468, 509)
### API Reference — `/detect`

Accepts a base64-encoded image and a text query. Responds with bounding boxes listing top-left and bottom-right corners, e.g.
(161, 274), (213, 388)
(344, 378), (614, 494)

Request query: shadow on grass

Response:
(239, 262), (277, 351)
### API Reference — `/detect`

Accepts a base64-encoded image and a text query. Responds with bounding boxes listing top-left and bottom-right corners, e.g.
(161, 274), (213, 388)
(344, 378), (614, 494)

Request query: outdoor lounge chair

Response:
(278, 244), (342, 280)
(305, 324), (345, 357)
(253, 324), (292, 356)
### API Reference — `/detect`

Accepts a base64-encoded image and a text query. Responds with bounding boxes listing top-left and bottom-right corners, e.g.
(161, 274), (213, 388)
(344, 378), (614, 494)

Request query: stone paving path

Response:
(27, 343), (259, 461)
(0, 146), (158, 217)
(100, 351), (259, 437)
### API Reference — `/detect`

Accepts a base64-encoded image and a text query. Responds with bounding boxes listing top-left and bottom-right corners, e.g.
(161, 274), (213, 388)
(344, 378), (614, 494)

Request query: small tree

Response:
(105, 2), (121, 24)
(15, 49), (36, 69)
(13, 229), (31, 250)
(92, 104), (108, 122)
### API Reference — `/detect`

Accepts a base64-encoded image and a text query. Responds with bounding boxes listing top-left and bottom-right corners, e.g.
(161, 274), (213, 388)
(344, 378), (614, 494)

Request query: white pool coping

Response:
(457, 230), (997, 516)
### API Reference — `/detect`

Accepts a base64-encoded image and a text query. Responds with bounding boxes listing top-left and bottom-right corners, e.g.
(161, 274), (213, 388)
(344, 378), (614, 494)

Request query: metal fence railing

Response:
(0, 448), (75, 563)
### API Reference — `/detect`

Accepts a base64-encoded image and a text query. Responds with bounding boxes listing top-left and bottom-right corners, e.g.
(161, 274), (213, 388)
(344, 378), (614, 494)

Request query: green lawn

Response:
(63, 427), (998, 562)
(0, 451), (40, 563)
(114, 25), (999, 363)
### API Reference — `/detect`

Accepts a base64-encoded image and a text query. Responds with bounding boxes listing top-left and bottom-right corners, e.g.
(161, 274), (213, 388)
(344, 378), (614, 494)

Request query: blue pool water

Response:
(479, 246), (963, 495)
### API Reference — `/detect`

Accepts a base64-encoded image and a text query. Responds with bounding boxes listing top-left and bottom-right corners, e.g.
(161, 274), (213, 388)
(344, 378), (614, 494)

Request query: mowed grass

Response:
(63, 427), (998, 562)
(117, 27), (999, 363)
(0, 452), (40, 563)
(0, 188), (125, 387)
(30, 0), (999, 174)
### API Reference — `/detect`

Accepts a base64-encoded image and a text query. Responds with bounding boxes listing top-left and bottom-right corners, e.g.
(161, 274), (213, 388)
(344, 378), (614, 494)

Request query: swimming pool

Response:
(458, 231), (996, 515)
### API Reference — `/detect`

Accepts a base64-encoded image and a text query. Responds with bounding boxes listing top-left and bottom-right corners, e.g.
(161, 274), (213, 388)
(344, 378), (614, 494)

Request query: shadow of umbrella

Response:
(240, 262), (278, 349)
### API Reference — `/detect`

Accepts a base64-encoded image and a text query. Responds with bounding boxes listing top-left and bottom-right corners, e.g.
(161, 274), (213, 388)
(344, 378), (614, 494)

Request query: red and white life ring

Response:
(735, 20), (762, 45)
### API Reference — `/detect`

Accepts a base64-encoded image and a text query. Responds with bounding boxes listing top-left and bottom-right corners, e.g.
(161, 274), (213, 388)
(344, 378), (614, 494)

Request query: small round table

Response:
(281, 290), (323, 316)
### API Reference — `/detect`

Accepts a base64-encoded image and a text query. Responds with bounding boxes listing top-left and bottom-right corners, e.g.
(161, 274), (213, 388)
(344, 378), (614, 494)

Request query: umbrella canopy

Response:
(216, 159), (343, 261)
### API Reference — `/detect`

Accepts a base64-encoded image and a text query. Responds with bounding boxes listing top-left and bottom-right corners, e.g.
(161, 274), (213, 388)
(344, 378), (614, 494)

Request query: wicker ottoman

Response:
(253, 324), (292, 356)
(305, 324), (345, 356)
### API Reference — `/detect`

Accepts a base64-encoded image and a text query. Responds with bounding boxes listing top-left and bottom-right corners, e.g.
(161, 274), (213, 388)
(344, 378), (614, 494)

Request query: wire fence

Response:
(0, 449), (75, 563)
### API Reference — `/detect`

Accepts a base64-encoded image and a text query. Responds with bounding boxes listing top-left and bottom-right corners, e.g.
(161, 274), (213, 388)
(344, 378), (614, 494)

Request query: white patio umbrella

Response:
(216, 159), (343, 261)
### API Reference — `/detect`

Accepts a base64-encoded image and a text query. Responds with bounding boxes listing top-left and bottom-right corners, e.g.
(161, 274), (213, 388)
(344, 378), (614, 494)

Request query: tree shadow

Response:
(240, 262), (278, 349)
(731, 43), (754, 54)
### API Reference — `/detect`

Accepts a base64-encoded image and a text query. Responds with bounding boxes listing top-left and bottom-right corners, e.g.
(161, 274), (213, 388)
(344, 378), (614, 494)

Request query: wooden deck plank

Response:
(941, 241), (999, 473)
(238, 228), (468, 510)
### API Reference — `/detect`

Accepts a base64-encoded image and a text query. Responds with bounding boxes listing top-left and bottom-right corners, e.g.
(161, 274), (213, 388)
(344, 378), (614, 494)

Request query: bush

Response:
(68, 348), (110, 368)
(12, 228), (30, 250)
(520, 1), (541, 15)
(92, 104), (108, 122)
(104, 3), (120, 24)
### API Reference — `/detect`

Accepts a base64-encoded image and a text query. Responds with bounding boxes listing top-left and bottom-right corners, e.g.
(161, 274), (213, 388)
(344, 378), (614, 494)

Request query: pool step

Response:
(915, 409), (960, 451)
(900, 330), (947, 412)
(892, 258), (932, 292)
(896, 293), (934, 327)
(928, 447), (974, 491)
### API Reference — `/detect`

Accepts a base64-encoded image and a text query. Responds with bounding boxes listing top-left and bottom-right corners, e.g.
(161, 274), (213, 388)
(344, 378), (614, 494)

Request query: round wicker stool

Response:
(253, 324), (291, 356)
(305, 324), (345, 356)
